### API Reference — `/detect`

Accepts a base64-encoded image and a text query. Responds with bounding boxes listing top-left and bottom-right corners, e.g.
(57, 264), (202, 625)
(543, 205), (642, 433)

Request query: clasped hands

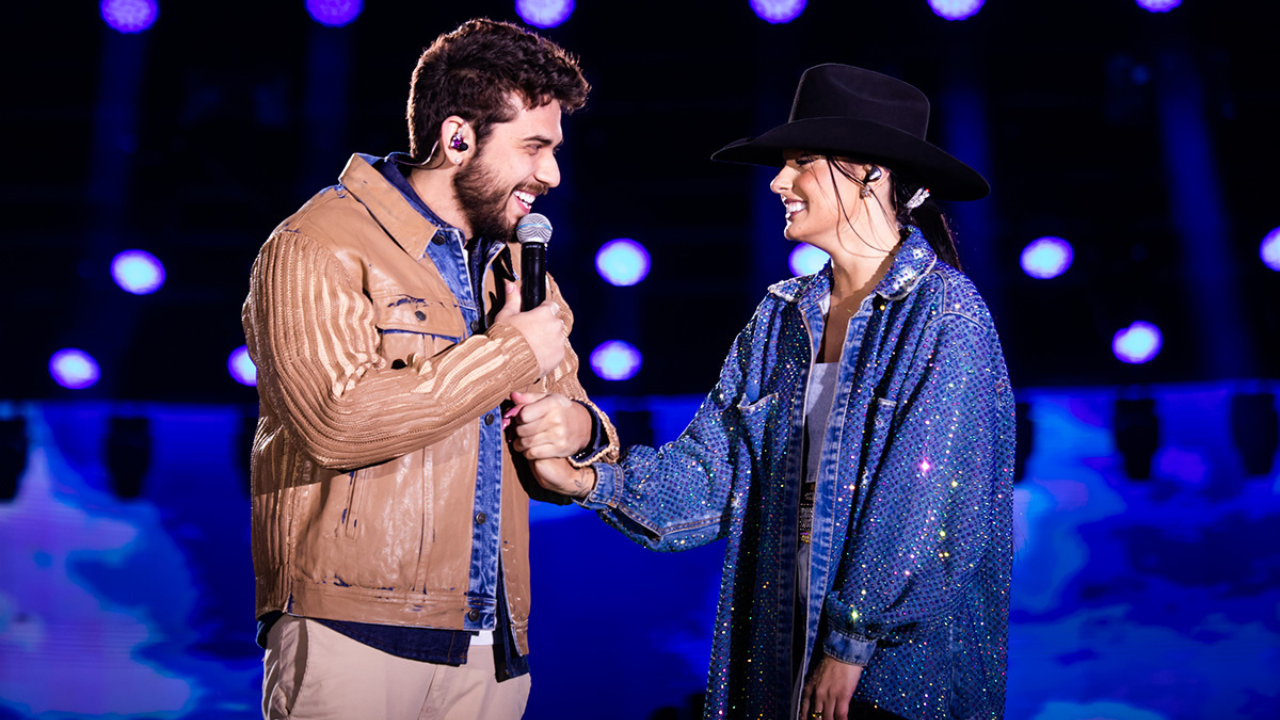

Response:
(504, 390), (597, 499)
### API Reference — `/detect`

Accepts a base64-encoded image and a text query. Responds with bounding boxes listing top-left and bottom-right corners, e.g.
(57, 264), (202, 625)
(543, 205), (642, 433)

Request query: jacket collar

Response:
(338, 153), (447, 261)
(767, 226), (937, 306)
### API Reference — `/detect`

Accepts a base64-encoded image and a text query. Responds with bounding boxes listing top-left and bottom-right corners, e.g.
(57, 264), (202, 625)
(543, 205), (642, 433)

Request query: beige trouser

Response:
(263, 615), (532, 720)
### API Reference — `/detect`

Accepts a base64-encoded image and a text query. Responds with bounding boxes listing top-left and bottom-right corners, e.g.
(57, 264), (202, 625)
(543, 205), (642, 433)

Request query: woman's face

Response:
(769, 150), (866, 249)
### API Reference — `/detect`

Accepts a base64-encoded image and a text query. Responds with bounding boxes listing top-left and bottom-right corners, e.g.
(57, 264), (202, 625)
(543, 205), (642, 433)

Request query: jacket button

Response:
(467, 609), (480, 622)
(475, 512), (487, 525)
(470, 320), (482, 333)
(415, 310), (426, 321)
(484, 413), (495, 426)
(432, 234), (446, 246)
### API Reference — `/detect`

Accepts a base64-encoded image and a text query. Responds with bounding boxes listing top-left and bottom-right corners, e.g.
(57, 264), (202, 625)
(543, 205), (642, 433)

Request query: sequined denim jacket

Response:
(580, 229), (1014, 719)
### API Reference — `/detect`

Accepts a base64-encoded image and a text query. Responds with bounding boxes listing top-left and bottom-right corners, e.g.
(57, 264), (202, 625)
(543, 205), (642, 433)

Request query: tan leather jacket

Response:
(242, 154), (617, 656)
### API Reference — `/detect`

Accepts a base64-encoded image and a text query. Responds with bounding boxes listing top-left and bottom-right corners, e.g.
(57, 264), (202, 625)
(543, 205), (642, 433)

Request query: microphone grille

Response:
(516, 213), (552, 245)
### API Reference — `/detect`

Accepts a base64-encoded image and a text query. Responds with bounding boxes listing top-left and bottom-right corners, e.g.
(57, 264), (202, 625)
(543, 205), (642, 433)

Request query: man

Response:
(242, 19), (617, 719)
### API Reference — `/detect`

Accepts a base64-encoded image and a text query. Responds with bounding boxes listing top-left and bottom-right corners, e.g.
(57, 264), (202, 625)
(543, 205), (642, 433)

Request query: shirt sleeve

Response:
(822, 314), (1014, 665)
(574, 307), (769, 552)
(242, 230), (541, 470)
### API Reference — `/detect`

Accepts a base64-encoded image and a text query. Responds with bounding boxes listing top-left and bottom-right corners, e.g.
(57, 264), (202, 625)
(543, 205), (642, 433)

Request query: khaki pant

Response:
(263, 615), (531, 720)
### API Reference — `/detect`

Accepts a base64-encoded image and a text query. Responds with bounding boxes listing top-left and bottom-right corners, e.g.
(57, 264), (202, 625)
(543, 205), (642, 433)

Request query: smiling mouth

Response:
(513, 190), (537, 212)
(784, 201), (805, 217)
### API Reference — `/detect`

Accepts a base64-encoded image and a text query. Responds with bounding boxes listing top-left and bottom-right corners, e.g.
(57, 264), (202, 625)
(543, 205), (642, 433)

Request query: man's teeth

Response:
(785, 201), (805, 214)
(514, 191), (536, 206)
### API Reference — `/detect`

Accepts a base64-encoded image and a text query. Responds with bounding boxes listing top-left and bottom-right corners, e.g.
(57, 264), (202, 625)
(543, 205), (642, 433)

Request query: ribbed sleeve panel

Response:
(244, 231), (541, 470)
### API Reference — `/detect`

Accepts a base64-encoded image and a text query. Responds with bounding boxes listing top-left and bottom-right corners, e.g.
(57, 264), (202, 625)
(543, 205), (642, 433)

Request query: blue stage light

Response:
(928, 0), (984, 21)
(100, 0), (158, 33)
(111, 249), (166, 295)
(789, 244), (829, 276)
(595, 239), (650, 287)
(1261, 226), (1280, 272)
(516, 0), (575, 28)
(590, 341), (642, 381)
(50, 349), (101, 390)
(306, 0), (362, 27)
(1020, 236), (1074, 279)
(228, 346), (257, 387)
(1113, 321), (1163, 364)
(750, 0), (806, 24)
(1136, 0), (1181, 12)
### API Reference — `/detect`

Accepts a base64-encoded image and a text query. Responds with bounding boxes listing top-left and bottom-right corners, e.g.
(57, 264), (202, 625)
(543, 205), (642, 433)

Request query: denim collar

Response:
(768, 226), (937, 306)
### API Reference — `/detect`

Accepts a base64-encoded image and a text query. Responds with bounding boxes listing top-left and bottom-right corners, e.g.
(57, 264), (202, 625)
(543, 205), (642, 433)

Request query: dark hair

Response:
(406, 19), (590, 162)
(825, 156), (962, 271)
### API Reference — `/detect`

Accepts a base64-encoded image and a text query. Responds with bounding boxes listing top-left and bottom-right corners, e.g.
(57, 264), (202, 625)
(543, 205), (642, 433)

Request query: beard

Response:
(453, 152), (513, 241)
(452, 147), (548, 241)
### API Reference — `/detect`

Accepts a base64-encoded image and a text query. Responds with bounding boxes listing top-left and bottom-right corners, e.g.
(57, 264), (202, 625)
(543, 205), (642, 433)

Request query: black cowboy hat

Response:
(711, 64), (990, 201)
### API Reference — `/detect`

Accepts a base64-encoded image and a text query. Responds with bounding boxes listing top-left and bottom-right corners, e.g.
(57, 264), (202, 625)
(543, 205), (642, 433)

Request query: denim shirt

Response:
(581, 229), (1014, 719)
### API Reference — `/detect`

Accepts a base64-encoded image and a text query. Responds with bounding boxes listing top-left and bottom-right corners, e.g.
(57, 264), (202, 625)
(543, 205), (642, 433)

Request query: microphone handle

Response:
(521, 242), (547, 309)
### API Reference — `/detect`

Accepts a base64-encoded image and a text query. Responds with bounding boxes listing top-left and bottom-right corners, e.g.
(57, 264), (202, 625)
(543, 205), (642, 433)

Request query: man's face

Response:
(453, 97), (563, 240)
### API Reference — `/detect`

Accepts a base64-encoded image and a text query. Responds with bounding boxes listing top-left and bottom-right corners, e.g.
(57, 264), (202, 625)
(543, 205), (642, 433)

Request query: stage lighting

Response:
(1230, 393), (1278, 476)
(516, 0), (575, 28)
(590, 341), (642, 381)
(50, 349), (101, 390)
(789, 244), (829, 276)
(1020, 237), (1073, 279)
(750, 0), (807, 24)
(306, 0), (362, 27)
(1112, 321), (1163, 364)
(0, 418), (26, 502)
(928, 0), (984, 22)
(107, 416), (151, 500)
(100, 0), (158, 33)
(228, 346), (258, 387)
(111, 249), (165, 295)
(1136, 0), (1181, 13)
(1261, 226), (1280, 272)
(596, 239), (650, 287)
(1114, 398), (1159, 480)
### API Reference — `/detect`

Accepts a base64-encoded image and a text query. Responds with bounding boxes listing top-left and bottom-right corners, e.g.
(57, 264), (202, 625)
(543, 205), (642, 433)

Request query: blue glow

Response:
(111, 249), (166, 295)
(750, 0), (806, 24)
(1260, 226), (1280, 272)
(305, 0), (362, 27)
(1113, 321), (1163, 364)
(50, 349), (101, 390)
(789, 244), (830, 276)
(928, 0), (984, 21)
(1136, 0), (1181, 12)
(516, 0), (575, 28)
(590, 341), (642, 381)
(228, 346), (257, 387)
(1020, 236), (1074, 279)
(100, 0), (158, 33)
(596, 239), (651, 287)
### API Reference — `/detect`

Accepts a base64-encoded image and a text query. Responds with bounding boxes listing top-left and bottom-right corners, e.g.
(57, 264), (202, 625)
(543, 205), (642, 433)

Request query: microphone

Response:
(516, 213), (552, 309)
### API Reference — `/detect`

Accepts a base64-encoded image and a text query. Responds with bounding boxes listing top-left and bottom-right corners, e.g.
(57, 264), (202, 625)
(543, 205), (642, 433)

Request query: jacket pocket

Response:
(372, 295), (467, 366)
(859, 396), (898, 483)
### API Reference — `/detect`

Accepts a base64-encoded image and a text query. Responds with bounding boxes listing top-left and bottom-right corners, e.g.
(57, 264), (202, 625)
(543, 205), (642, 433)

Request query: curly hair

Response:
(406, 19), (590, 162)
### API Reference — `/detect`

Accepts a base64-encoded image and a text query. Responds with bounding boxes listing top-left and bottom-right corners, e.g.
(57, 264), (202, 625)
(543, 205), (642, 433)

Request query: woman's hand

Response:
(527, 457), (597, 499)
(800, 653), (864, 720)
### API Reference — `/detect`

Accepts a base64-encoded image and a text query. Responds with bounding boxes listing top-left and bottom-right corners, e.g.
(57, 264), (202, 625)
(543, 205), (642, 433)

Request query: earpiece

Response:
(859, 165), (882, 197)
(449, 131), (469, 152)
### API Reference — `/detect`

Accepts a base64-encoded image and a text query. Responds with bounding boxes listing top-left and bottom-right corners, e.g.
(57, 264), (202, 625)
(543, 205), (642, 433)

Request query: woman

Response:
(517, 64), (1013, 720)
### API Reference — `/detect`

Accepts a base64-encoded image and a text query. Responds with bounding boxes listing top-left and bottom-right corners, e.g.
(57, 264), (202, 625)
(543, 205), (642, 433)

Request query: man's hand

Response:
(506, 391), (592, 459)
(800, 654), (863, 720)
(493, 280), (565, 377)
(528, 457), (596, 499)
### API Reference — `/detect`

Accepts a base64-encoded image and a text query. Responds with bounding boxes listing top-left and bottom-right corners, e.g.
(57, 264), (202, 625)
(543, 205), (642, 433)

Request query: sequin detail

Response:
(582, 229), (1014, 719)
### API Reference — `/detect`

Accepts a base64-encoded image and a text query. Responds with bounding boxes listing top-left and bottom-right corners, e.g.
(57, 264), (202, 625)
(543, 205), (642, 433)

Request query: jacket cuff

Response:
(823, 628), (876, 666)
(568, 399), (618, 468)
(575, 462), (622, 510)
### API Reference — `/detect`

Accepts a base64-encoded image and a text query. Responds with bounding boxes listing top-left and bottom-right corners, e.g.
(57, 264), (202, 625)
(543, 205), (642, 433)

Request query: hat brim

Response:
(711, 117), (989, 201)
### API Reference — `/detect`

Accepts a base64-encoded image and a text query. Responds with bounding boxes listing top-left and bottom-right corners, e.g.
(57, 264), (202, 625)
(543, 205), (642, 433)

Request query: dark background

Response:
(2, 0), (1276, 403)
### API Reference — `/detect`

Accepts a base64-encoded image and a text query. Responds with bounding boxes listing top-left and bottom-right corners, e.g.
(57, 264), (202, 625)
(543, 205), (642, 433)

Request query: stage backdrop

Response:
(0, 383), (1277, 719)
